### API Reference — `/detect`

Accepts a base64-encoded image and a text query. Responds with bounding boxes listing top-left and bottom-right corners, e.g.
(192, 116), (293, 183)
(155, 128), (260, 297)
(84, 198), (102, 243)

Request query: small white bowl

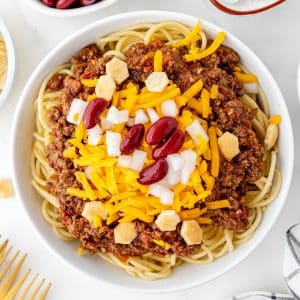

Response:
(25, 0), (119, 18)
(11, 11), (294, 293)
(0, 19), (15, 108)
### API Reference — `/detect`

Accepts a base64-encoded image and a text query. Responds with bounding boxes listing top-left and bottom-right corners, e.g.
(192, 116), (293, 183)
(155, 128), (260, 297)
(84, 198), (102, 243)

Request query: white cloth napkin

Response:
(231, 223), (300, 300)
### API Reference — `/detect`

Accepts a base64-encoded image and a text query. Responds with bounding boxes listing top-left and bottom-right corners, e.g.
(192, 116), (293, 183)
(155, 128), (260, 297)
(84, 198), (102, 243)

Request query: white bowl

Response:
(0, 19), (15, 108)
(25, 0), (118, 18)
(297, 63), (300, 102)
(11, 11), (294, 293)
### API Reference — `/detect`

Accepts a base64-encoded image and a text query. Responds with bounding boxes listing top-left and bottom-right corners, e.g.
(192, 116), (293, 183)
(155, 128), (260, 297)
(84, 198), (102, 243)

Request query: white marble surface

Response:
(0, 0), (300, 299)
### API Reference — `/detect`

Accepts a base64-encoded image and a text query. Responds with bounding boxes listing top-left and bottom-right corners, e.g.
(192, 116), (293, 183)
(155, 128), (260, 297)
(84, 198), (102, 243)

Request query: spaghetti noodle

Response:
(31, 21), (281, 280)
(0, 34), (7, 92)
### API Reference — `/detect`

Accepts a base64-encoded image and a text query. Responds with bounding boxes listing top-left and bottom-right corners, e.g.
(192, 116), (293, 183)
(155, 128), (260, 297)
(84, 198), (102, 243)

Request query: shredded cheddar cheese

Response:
(178, 110), (193, 131)
(208, 126), (220, 178)
(175, 95), (188, 108)
(77, 247), (85, 256)
(68, 138), (91, 156)
(75, 122), (85, 141)
(187, 98), (202, 114)
(198, 160), (208, 175)
(153, 239), (172, 250)
(73, 113), (79, 123)
(137, 85), (176, 104)
(234, 72), (258, 83)
(0, 179), (14, 199)
(135, 88), (180, 110)
(269, 114), (281, 125)
(201, 172), (215, 191)
(203, 148), (211, 161)
(92, 215), (102, 228)
(81, 78), (98, 88)
(175, 20), (201, 47)
(87, 93), (97, 103)
(210, 84), (218, 99)
(185, 32), (226, 62)
(201, 88), (210, 118)
(74, 172), (97, 200)
(196, 217), (212, 224)
(179, 208), (202, 220)
(206, 200), (231, 209)
(119, 83), (138, 98)
(63, 146), (78, 159)
(154, 50), (163, 72)
(112, 91), (119, 106)
(106, 214), (119, 225)
(216, 127), (223, 137)
(195, 135), (208, 155)
(155, 104), (164, 117)
(120, 94), (137, 113)
(183, 79), (203, 99)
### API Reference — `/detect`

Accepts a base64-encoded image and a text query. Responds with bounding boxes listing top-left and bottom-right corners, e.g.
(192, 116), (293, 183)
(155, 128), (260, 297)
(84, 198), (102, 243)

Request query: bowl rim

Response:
(297, 62), (300, 102)
(11, 10), (294, 293)
(24, 0), (119, 17)
(0, 18), (16, 108)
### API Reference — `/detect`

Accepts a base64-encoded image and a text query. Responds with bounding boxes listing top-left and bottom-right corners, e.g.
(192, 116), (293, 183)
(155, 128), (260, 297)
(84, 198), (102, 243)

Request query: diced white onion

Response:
(135, 109), (149, 124)
(105, 106), (119, 123)
(127, 117), (135, 127)
(156, 177), (171, 188)
(106, 131), (121, 157)
(167, 153), (184, 171)
(180, 149), (197, 185)
(117, 110), (129, 123)
(101, 118), (114, 131)
(85, 166), (93, 180)
(129, 150), (147, 171)
(106, 106), (129, 124)
(149, 184), (174, 205)
(87, 124), (102, 145)
(166, 169), (181, 186)
(244, 82), (258, 94)
(117, 155), (132, 168)
(66, 98), (87, 125)
(161, 99), (179, 117)
(107, 146), (120, 157)
(186, 120), (209, 144)
(147, 108), (160, 124)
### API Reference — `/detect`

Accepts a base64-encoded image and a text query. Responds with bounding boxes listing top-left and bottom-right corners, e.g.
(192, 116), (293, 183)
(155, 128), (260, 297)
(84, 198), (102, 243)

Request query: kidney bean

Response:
(42, 0), (56, 7)
(83, 98), (107, 129)
(152, 129), (185, 159)
(56, 0), (77, 9)
(80, 0), (97, 5)
(145, 117), (178, 145)
(120, 124), (145, 155)
(138, 159), (169, 185)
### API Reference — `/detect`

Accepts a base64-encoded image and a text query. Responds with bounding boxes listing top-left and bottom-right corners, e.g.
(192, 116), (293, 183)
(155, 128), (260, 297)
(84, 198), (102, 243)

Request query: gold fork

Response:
(0, 238), (51, 299)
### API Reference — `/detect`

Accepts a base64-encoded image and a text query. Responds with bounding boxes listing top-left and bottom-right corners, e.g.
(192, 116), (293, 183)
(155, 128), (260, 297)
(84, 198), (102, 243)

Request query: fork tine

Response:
(0, 240), (12, 266)
(28, 277), (45, 300)
(3, 269), (31, 300)
(16, 273), (38, 300)
(0, 250), (20, 281)
(0, 253), (27, 298)
(37, 283), (51, 300)
(0, 239), (8, 254)
(0, 245), (12, 266)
